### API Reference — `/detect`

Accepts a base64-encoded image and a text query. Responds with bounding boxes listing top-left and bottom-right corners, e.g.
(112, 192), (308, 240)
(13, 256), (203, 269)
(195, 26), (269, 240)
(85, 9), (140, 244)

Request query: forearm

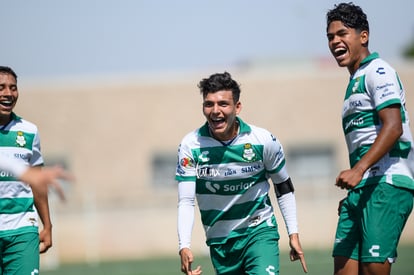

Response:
(354, 106), (402, 173)
(32, 177), (52, 229)
(177, 181), (195, 251)
(277, 192), (298, 235)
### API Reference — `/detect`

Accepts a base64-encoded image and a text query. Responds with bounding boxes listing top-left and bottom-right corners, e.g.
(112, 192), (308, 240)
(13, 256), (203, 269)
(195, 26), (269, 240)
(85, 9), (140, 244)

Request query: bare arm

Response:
(31, 166), (53, 253)
(336, 105), (402, 189)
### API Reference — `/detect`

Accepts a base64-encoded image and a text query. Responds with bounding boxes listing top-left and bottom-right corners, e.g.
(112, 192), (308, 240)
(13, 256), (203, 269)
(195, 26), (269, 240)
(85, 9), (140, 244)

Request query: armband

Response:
(275, 178), (294, 198)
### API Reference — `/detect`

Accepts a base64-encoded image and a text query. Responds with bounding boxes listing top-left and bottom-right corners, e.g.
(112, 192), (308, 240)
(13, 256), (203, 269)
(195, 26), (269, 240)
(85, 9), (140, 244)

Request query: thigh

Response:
(360, 183), (413, 263)
(210, 227), (280, 275)
(332, 194), (360, 261)
(210, 238), (243, 275)
(244, 227), (280, 275)
(2, 233), (39, 275)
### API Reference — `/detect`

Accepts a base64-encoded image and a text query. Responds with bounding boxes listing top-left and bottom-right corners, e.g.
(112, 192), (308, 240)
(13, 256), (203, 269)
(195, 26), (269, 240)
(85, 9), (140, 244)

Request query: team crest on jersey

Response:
(352, 77), (360, 93)
(242, 143), (256, 161)
(180, 157), (194, 168)
(15, 131), (26, 147)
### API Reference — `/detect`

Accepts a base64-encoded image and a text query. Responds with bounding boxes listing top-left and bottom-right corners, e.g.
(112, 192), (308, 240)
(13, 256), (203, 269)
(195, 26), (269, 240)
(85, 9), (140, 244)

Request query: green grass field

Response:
(42, 245), (414, 275)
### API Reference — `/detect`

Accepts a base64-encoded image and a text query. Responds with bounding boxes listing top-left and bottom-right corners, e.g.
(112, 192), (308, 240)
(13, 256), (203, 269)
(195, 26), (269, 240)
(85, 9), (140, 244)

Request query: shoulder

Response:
(245, 124), (280, 145)
(249, 123), (275, 137)
(365, 57), (396, 78)
(10, 115), (39, 133)
(180, 128), (200, 144)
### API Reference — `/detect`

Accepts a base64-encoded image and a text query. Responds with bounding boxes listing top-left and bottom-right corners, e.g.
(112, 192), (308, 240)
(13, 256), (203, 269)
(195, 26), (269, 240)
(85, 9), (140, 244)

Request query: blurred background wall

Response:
(14, 60), (414, 266)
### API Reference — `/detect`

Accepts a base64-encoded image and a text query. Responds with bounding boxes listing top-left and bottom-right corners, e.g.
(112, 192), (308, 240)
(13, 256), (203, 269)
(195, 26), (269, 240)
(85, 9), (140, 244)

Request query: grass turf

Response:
(42, 245), (414, 275)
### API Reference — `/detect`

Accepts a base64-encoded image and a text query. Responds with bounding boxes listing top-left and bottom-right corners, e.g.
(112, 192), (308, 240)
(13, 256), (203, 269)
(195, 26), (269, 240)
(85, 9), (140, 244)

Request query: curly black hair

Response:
(198, 72), (241, 103)
(326, 2), (369, 33)
(0, 66), (17, 80)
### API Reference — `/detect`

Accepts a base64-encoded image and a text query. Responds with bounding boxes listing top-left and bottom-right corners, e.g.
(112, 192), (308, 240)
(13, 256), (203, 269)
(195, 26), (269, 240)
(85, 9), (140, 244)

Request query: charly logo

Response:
(369, 245), (380, 257)
(242, 143), (256, 161)
(198, 151), (210, 162)
(15, 131), (26, 147)
(376, 67), (385, 75)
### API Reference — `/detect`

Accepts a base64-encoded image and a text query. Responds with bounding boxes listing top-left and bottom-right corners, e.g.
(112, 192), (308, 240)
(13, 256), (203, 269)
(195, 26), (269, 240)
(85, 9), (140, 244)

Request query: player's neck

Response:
(0, 115), (12, 129)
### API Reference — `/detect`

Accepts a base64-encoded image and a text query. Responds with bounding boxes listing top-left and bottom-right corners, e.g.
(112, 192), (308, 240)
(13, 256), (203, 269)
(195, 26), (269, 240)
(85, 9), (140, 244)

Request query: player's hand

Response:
(39, 227), (52, 253)
(289, 233), (308, 273)
(335, 166), (364, 190)
(179, 248), (202, 275)
(21, 166), (73, 201)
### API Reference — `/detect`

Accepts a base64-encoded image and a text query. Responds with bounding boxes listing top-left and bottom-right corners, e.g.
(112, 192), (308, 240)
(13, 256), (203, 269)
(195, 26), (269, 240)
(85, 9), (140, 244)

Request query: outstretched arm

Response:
(0, 156), (70, 200)
(177, 181), (202, 275)
(21, 166), (70, 200)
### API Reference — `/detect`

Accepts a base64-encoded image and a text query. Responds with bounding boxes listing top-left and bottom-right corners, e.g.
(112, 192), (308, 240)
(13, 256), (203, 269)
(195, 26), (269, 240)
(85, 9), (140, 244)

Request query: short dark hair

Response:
(326, 2), (369, 33)
(198, 72), (241, 103)
(0, 66), (17, 81)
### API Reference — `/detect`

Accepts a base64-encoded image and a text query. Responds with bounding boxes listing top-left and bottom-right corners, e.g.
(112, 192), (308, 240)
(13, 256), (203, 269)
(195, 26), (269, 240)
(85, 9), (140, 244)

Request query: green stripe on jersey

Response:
(0, 198), (35, 214)
(191, 143), (264, 165)
(268, 158), (286, 174)
(0, 130), (35, 150)
(345, 75), (366, 100)
(343, 110), (379, 135)
(349, 141), (412, 167)
(0, 172), (18, 181)
(200, 195), (268, 226)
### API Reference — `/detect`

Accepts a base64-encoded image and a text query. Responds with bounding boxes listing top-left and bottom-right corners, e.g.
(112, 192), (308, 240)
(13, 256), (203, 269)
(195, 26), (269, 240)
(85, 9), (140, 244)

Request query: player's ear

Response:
(235, 101), (242, 115)
(360, 30), (369, 47)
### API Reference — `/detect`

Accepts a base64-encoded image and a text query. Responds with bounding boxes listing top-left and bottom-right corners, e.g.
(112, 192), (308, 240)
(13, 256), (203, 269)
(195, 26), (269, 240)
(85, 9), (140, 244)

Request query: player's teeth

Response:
(335, 48), (346, 53)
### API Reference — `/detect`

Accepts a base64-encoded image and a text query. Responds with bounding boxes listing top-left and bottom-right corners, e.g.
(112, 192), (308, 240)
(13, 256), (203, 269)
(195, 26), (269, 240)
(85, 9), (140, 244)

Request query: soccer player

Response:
(326, 3), (414, 275)
(0, 66), (56, 274)
(176, 72), (307, 274)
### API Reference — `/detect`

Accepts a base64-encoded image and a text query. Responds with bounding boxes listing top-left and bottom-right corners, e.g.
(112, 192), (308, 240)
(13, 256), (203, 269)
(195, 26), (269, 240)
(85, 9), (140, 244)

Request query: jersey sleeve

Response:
(263, 131), (289, 184)
(365, 62), (402, 111)
(175, 136), (197, 182)
(29, 131), (44, 167)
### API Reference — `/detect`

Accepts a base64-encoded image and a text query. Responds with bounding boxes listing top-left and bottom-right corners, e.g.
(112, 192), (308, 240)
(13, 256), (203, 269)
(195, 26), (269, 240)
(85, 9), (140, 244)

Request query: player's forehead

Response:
(0, 73), (17, 85)
(203, 90), (234, 101)
(327, 20), (349, 33)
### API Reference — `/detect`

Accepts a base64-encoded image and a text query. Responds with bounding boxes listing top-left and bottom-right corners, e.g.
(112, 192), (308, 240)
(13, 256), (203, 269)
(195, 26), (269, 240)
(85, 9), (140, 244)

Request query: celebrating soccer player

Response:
(326, 3), (414, 275)
(176, 72), (307, 274)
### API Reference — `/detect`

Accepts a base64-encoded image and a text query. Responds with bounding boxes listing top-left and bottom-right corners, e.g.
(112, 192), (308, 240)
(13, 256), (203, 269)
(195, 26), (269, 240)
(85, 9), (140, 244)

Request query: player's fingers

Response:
(51, 181), (66, 201)
(192, 265), (202, 275)
(58, 168), (75, 182)
(289, 248), (302, 261)
(299, 254), (308, 273)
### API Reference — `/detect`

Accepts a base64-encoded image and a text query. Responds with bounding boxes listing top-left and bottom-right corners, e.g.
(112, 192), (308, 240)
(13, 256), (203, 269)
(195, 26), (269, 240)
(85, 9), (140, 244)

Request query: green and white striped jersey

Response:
(176, 117), (288, 245)
(342, 52), (414, 190)
(0, 113), (43, 237)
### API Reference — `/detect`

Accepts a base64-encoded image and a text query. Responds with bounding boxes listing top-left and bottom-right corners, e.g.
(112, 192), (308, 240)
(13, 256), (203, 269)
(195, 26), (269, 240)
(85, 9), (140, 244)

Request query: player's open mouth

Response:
(210, 117), (225, 128)
(333, 47), (347, 59)
(0, 99), (13, 108)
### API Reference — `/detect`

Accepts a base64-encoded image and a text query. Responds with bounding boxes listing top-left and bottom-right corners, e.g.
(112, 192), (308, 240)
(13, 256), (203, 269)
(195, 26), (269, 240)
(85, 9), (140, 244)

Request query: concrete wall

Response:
(13, 60), (414, 264)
